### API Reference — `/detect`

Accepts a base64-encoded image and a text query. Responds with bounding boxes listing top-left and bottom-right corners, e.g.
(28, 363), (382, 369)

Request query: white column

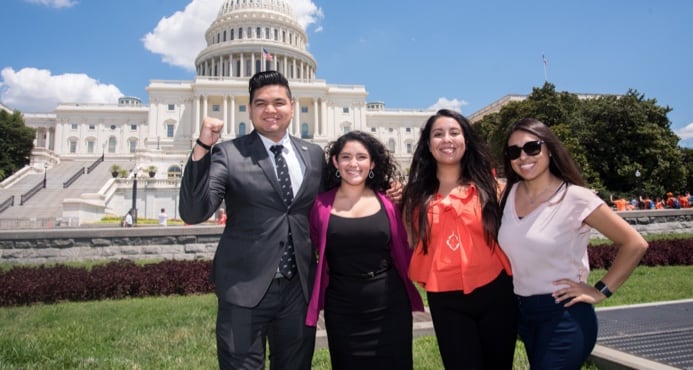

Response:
(228, 55), (233, 77)
(293, 98), (300, 137)
(240, 53), (244, 77)
(230, 96), (236, 138)
(202, 96), (208, 125)
(194, 95), (200, 137)
(321, 100), (328, 137)
(313, 99), (319, 136)
(222, 96), (229, 137)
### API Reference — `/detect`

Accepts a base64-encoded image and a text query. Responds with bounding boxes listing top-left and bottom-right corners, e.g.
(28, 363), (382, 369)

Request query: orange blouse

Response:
(408, 184), (512, 293)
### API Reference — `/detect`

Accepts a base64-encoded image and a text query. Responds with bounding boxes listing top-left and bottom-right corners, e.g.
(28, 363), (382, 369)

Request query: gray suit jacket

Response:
(180, 131), (325, 307)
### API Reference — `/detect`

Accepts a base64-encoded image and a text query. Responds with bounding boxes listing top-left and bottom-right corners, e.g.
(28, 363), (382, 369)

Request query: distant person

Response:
(678, 192), (689, 208)
(609, 194), (627, 211)
(124, 210), (133, 227)
(498, 118), (648, 369)
(217, 209), (227, 225)
(159, 208), (168, 226)
(306, 131), (424, 369)
(401, 109), (517, 369)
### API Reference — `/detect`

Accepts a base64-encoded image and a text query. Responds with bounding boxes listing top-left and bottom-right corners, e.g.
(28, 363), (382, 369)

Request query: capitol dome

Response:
(195, 0), (317, 81)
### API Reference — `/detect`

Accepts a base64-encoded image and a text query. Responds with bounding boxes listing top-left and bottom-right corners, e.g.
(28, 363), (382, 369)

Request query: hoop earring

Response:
(335, 171), (341, 179)
(368, 170), (374, 179)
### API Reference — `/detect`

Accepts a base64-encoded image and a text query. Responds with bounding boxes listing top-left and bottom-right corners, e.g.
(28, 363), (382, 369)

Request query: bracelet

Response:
(594, 280), (613, 298)
(196, 138), (212, 151)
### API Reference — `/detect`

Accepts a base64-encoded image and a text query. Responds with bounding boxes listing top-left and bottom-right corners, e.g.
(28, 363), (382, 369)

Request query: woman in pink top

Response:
(402, 109), (517, 369)
(306, 131), (424, 370)
(498, 118), (648, 369)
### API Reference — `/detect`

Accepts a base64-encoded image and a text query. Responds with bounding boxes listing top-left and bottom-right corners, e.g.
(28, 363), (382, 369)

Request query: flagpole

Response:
(542, 53), (548, 83)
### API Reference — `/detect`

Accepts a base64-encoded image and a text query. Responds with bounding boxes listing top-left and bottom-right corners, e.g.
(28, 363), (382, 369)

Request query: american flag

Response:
(542, 53), (548, 66)
(262, 48), (273, 61)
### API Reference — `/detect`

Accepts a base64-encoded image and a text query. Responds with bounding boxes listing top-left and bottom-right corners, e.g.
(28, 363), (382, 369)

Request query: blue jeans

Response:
(516, 294), (597, 370)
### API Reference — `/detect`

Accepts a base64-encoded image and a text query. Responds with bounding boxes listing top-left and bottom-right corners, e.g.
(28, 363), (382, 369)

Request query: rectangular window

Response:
(265, 27), (270, 39)
(342, 107), (349, 114)
(168, 104), (175, 111)
(129, 141), (136, 153)
(130, 124), (137, 131)
(301, 106), (308, 113)
(407, 143), (413, 154)
(71, 123), (78, 130)
(256, 27), (261, 38)
(167, 124), (174, 138)
(406, 127), (411, 132)
(212, 104), (220, 112)
(371, 127), (376, 133)
(87, 141), (95, 153)
(69, 141), (77, 153)
(223, 30), (226, 41)
(88, 124), (95, 130)
(239, 105), (246, 112)
(274, 29), (278, 40)
(239, 28), (243, 39)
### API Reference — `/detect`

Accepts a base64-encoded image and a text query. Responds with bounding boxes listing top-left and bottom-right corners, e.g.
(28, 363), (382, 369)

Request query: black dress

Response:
(324, 204), (413, 370)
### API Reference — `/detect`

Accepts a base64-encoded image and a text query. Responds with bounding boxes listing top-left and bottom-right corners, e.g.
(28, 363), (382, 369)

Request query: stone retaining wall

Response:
(1, 209), (692, 265)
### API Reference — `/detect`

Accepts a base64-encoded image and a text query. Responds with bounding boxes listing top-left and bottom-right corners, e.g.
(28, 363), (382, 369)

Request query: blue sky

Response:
(2, 0), (692, 146)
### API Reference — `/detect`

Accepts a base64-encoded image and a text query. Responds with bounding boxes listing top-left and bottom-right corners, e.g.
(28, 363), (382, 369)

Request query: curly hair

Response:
(499, 118), (585, 212)
(401, 109), (500, 254)
(323, 131), (400, 192)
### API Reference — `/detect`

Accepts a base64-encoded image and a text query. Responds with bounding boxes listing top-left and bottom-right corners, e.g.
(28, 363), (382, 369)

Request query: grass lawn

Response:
(1, 265), (691, 369)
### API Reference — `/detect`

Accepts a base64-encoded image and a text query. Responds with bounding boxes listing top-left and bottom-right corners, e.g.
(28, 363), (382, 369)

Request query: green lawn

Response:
(1, 265), (691, 369)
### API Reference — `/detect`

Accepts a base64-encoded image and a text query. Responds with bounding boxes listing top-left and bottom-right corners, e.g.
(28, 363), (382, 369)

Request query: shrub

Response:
(0, 259), (213, 307)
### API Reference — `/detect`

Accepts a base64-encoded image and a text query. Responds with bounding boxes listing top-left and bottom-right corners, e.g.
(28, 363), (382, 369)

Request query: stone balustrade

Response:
(1, 209), (692, 265)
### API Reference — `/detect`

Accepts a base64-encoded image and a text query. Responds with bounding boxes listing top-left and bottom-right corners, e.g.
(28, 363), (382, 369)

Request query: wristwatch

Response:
(594, 280), (612, 298)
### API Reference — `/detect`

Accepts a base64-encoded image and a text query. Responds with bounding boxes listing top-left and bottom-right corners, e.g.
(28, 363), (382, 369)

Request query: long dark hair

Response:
(402, 109), (500, 253)
(499, 118), (586, 212)
(324, 131), (399, 192)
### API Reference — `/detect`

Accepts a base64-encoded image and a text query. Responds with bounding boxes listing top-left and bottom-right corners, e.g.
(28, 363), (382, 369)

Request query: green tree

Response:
(0, 109), (35, 181)
(475, 84), (682, 197)
(577, 90), (683, 197)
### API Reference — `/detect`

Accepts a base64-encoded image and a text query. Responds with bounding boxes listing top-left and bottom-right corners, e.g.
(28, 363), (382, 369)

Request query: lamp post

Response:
(131, 167), (138, 224)
(43, 162), (48, 188)
(635, 170), (642, 198)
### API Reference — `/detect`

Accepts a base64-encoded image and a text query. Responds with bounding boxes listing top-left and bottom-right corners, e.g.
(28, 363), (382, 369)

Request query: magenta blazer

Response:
(305, 188), (424, 326)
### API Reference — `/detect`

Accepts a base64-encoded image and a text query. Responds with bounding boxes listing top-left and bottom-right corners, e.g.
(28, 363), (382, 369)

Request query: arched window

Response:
(108, 137), (117, 153)
(388, 138), (396, 153)
(167, 165), (182, 179)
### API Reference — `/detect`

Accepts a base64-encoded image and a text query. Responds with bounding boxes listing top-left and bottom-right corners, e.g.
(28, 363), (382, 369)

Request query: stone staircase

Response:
(0, 158), (136, 221)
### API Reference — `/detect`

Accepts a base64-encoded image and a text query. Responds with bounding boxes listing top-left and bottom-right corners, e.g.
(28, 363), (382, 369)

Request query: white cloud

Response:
(0, 67), (122, 113)
(142, 0), (323, 71)
(676, 122), (693, 140)
(24, 0), (77, 8)
(428, 97), (467, 112)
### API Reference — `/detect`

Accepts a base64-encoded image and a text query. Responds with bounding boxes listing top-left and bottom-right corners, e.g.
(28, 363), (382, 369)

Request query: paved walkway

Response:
(315, 299), (693, 370)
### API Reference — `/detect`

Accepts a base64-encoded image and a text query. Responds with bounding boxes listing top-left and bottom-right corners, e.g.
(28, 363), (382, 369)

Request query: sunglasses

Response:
(506, 140), (544, 160)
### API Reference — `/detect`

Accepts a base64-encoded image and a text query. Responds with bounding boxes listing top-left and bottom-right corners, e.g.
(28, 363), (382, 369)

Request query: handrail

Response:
(20, 181), (44, 205)
(0, 195), (14, 213)
(63, 167), (85, 188)
(86, 154), (104, 174)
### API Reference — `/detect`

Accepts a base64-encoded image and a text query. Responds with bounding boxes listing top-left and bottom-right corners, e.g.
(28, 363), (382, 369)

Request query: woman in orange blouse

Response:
(402, 109), (517, 369)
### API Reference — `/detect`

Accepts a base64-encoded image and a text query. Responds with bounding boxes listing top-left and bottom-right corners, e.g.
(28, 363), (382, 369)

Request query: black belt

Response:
(332, 264), (392, 280)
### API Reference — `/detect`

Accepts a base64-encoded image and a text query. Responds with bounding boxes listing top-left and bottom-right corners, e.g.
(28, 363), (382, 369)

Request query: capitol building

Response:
(3, 0), (511, 226)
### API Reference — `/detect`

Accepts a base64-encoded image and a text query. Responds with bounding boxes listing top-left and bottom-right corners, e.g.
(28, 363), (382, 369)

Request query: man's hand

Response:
(192, 117), (224, 160)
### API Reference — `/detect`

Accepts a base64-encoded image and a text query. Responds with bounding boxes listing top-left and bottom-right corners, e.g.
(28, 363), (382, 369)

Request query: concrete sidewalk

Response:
(314, 299), (693, 370)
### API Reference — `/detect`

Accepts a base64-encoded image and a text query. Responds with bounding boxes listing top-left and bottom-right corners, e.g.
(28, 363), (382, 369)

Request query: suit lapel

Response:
(250, 132), (284, 198)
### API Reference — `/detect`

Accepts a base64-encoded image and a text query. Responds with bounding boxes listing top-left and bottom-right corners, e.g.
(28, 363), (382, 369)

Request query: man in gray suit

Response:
(180, 71), (325, 369)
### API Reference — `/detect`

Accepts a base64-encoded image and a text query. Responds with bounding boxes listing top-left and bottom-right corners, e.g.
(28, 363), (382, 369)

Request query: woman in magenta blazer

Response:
(305, 131), (423, 370)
